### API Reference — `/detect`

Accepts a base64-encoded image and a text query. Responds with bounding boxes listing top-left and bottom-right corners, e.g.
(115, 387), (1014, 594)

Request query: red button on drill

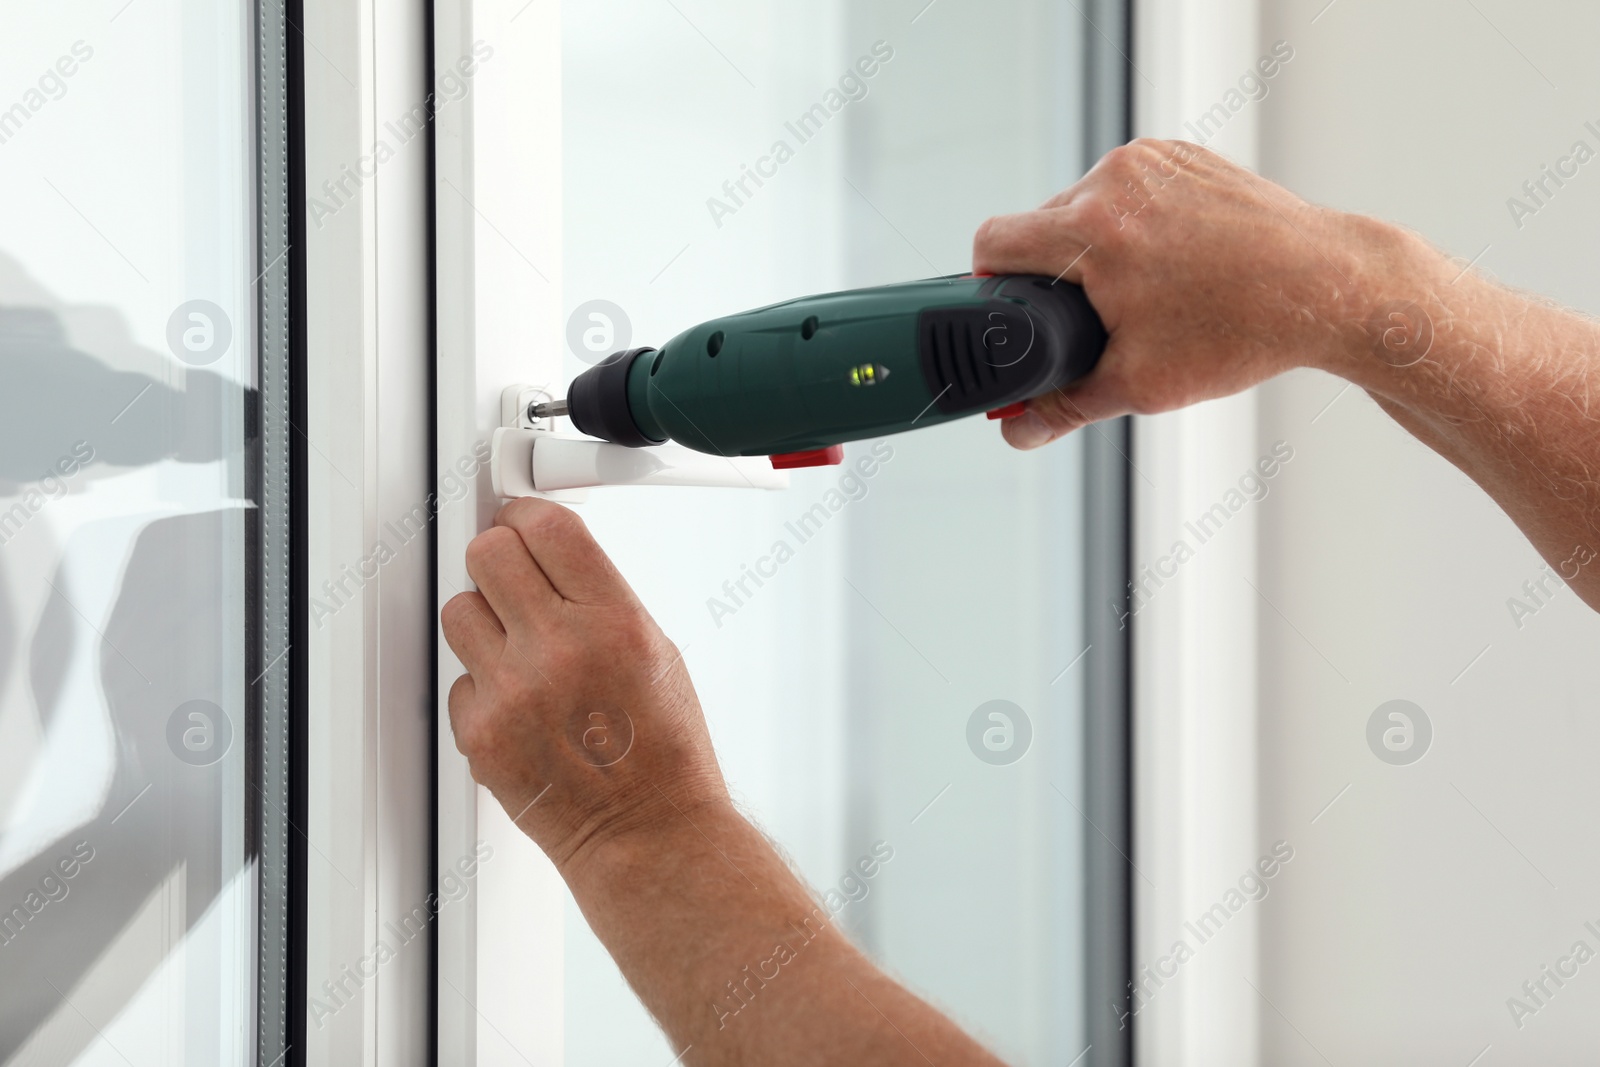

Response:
(769, 445), (845, 469)
(987, 402), (1027, 420)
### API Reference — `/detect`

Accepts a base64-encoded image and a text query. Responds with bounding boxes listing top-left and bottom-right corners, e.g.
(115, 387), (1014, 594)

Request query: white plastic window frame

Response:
(1130, 0), (1265, 1062)
(433, 0), (564, 1062)
(298, 0), (437, 1061)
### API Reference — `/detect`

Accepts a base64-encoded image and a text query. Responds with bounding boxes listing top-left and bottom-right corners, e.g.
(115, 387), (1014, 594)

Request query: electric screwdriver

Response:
(533, 273), (1107, 468)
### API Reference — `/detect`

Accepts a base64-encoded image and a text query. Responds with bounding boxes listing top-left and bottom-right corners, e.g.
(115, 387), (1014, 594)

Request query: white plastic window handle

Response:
(490, 427), (788, 498)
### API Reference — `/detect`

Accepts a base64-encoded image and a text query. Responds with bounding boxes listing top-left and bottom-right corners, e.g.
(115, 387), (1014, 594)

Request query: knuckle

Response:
(448, 685), (489, 756)
(1102, 142), (1145, 177)
(542, 504), (586, 538)
(464, 526), (512, 575)
(1104, 140), (1175, 191)
(512, 499), (585, 542)
(615, 614), (660, 657)
(441, 592), (475, 631)
(1100, 144), (1132, 170)
(972, 214), (1003, 252)
(455, 716), (493, 762)
(591, 597), (660, 650)
(447, 671), (475, 712)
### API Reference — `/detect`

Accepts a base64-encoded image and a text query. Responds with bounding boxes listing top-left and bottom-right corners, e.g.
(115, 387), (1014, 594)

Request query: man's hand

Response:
(441, 498), (1006, 1066)
(979, 138), (1600, 616)
(974, 138), (1416, 448)
(441, 497), (727, 873)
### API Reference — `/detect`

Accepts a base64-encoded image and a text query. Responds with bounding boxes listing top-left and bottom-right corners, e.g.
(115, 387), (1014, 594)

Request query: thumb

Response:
(1000, 363), (1129, 450)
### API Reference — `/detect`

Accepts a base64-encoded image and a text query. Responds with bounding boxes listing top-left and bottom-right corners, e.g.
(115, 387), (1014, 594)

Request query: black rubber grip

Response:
(566, 347), (663, 447)
(919, 275), (1106, 416)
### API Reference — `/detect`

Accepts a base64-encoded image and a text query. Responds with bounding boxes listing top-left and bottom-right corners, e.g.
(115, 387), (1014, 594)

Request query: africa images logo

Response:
(1365, 699), (1431, 766)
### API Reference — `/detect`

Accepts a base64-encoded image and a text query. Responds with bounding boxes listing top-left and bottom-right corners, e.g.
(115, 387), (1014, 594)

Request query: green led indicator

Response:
(848, 363), (890, 386)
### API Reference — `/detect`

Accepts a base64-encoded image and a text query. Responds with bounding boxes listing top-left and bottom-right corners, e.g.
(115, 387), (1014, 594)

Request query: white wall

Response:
(1253, 0), (1600, 1062)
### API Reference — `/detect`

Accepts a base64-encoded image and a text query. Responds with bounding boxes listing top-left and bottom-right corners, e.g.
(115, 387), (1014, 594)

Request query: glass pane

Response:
(562, 2), (1090, 1063)
(0, 3), (279, 1062)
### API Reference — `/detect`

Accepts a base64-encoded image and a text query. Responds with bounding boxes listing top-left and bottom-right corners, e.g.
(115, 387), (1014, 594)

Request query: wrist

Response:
(554, 788), (746, 889)
(1315, 213), (1459, 386)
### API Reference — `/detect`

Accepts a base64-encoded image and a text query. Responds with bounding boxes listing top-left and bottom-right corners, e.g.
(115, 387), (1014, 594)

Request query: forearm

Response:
(1321, 224), (1600, 608)
(443, 503), (1003, 1065)
(559, 800), (1005, 1067)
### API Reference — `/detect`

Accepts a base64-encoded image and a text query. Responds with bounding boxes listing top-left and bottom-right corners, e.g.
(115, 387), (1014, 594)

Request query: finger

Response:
(465, 524), (561, 632)
(441, 590), (506, 673)
(448, 671), (477, 718)
(495, 498), (637, 605)
(446, 672), (480, 757)
(1000, 365), (1130, 451)
(972, 209), (1092, 284)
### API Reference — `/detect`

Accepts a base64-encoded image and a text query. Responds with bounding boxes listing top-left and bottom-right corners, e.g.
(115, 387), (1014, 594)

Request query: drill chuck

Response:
(564, 347), (664, 448)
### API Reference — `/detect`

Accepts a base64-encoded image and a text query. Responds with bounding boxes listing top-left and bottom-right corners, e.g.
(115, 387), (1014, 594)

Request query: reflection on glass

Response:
(0, 4), (258, 1062)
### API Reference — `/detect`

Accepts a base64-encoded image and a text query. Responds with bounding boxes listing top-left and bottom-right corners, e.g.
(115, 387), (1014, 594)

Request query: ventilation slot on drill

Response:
(921, 312), (1001, 411)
